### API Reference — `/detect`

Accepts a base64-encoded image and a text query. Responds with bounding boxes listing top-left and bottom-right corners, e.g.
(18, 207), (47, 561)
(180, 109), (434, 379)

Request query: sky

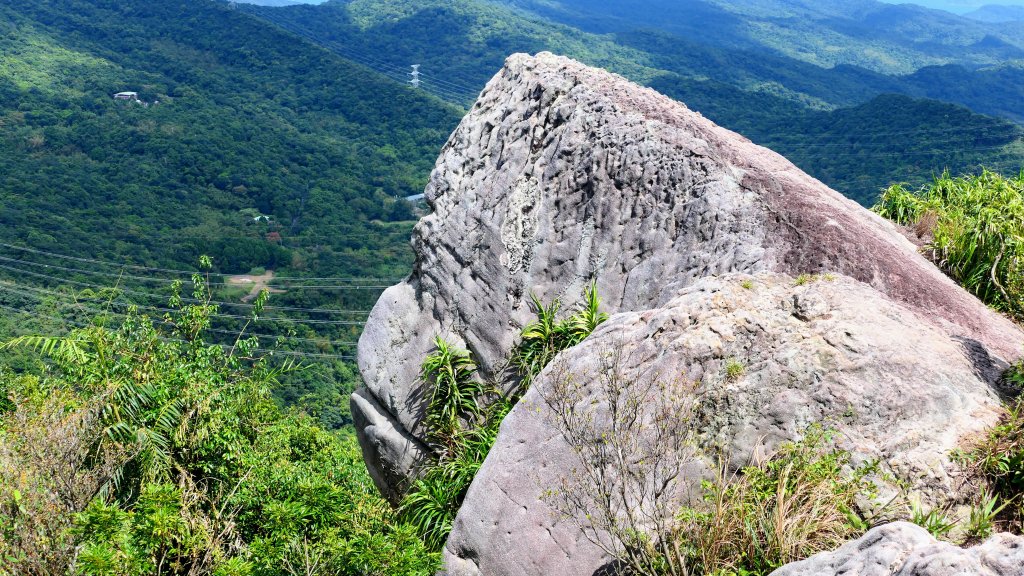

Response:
(878, 0), (1023, 13)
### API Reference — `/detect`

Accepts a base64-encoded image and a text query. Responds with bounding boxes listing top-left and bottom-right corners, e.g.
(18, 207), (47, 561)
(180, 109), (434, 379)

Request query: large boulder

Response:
(770, 522), (1024, 576)
(442, 272), (1013, 575)
(354, 51), (1023, 500)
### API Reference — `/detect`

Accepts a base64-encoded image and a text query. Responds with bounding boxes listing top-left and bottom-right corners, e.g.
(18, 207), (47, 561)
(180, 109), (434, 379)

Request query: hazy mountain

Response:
(502, 0), (1024, 74)
(243, 0), (1023, 204)
(964, 4), (1024, 21)
(234, 0), (322, 6)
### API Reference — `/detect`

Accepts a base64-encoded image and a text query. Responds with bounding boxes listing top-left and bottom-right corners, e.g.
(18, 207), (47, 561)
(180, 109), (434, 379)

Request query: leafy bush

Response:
(401, 285), (607, 551)
(400, 336), (504, 551)
(400, 400), (508, 551)
(0, 270), (439, 575)
(873, 170), (1024, 317)
(420, 336), (487, 456)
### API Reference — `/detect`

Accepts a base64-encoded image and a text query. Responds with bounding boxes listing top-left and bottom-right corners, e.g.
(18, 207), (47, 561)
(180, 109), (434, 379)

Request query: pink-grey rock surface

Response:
(354, 50), (1022, 501)
(443, 272), (1012, 576)
(352, 51), (1024, 574)
(770, 522), (1024, 576)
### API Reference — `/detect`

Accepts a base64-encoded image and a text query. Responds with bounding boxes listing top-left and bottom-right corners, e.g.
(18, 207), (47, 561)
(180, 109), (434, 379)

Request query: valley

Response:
(2, 1), (1024, 573)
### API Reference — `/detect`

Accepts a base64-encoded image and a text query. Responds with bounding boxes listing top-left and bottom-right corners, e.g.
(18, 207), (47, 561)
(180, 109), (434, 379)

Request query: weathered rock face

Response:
(770, 522), (1024, 576)
(443, 273), (1011, 575)
(354, 51), (1023, 501)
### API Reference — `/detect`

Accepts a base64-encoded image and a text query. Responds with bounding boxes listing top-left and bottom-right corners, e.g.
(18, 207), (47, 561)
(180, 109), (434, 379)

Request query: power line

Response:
(0, 241), (405, 284)
(0, 282), (359, 348)
(0, 300), (356, 361)
(0, 264), (369, 326)
(0, 254), (373, 316)
(250, 10), (481, 103)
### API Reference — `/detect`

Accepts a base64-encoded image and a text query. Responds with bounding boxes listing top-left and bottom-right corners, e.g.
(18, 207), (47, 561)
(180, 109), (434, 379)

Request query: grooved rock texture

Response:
(442, 273), (1011, 576)
(770, 522), (1024, 576)
(354, 51), (1023, 502)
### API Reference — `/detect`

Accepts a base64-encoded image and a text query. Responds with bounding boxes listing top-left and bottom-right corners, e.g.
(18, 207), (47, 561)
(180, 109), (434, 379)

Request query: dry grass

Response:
(677, 432), (872, 575)
(540, 346), (875, 576)
(0, 381), (128, 576)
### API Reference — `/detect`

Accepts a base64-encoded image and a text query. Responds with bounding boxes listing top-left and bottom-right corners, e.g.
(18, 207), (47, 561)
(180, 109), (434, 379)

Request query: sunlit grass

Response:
(874, 170), (1024, 318)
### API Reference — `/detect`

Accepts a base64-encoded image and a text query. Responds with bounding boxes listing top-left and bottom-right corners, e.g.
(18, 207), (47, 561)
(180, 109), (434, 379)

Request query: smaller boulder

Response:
(770, 522), (1024, 576)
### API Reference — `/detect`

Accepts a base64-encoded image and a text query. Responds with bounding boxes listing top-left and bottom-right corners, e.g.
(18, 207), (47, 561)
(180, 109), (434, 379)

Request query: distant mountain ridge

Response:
(964, 4), (1024, 23)
(243, 0), (1024, 204)
(503, 0), (1024, 74)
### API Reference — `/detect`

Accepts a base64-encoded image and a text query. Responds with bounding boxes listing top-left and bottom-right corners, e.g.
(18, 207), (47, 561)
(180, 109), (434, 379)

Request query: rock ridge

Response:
(442, 272), (1013, 575)
(354, 51), (1024, 502)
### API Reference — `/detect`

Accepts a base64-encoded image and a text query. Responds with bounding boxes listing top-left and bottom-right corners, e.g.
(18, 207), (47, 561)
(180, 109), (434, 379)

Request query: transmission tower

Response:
(409, 64), (421, 88)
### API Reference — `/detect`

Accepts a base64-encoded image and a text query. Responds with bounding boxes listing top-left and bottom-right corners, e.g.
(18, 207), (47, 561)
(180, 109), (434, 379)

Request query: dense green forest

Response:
(0, 0), (463, 428)
(2, 0), (1023, 434)
(0, 287), (439, 575)
(244, 0), (1024, 204)
(0, 0), (458, 274)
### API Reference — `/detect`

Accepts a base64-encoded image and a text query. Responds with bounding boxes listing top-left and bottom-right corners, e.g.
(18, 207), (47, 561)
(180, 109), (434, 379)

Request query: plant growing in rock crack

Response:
(401, 337), (509, 551)
(420, 336), (487, 457)
(930, 360), (1024, 544)
(402, 286), (608, 552)
(511, 282), (608, 392)
(957, 362), (1024, 534)
(540, 347), (880, 576)
(910, 496), (956, 538)
(400, 398), (511, 552)
(724, 358), (745, 381)
(965, 490), (1010, 541)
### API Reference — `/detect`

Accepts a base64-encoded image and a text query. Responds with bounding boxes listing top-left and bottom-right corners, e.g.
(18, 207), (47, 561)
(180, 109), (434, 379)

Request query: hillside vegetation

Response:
(0, 0), (458, 275)
(0, 281), (439, 575)
(245, 0), (1024, 204)
(0, 0), (463, 429)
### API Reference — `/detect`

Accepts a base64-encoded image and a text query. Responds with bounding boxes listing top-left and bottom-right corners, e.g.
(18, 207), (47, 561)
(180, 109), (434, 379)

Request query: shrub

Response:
(420, 336), (486, 456)
(401, 285), (607, 551)
(400, 341), (510, 551)
(540, 349), (877, 576)
(0, 265), (439, 575)
(873, 170), (1024, 317)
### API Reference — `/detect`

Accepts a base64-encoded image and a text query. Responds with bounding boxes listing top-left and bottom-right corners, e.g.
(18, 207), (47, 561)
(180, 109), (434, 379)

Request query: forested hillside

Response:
(0, 0), (457, 275)
(243, 0), (1024, 204)
(0, 0), (461, 430)
(507, 0), (1024, 73)
(965, 5), (1024, 23)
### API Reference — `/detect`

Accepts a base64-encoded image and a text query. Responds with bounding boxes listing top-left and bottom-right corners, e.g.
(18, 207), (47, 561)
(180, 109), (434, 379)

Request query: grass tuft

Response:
(873, 170), (1024, 318)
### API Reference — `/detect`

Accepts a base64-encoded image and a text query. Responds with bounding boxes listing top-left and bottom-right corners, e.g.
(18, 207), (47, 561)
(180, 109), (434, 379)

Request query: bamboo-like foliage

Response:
(873, 170), (1024, 317)
(512, 282), (609, 390)
(421, 336), (486, 455)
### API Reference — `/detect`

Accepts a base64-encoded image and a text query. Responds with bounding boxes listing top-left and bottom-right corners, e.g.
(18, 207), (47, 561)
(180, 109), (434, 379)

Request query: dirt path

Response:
(226, 270), (286, 303)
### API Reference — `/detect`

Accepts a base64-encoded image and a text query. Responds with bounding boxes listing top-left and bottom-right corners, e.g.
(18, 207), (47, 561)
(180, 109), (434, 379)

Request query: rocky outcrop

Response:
(443, 272), (1011, 575)
(354, 51), (1023, 501)
(354, 51), (1024, 574)
(770, 522), (1024, 576)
